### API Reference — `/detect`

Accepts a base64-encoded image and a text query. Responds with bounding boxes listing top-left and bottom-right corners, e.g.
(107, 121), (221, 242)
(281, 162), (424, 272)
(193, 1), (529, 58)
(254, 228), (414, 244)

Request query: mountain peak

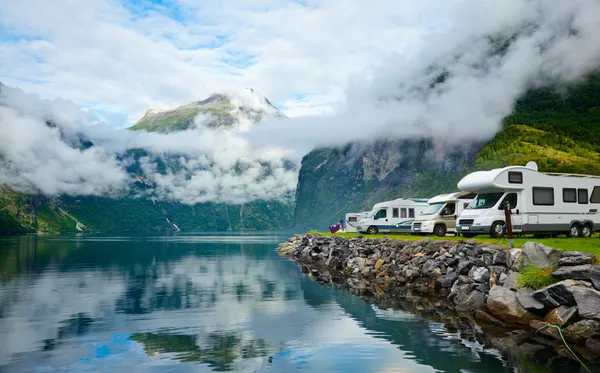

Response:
(130, 88), (285, 133)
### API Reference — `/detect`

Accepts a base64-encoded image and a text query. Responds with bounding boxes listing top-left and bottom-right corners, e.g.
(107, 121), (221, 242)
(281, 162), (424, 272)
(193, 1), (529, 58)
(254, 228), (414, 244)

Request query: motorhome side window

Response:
(348, 216), (358, 222)
(408, 208), (415, 218)
(508, 171), (523, 184)
(578, 188), (589, 204)
(392, 208), (399, 218)
(532, 187), (554, 206)
(375, 209), (387, 219)
(401, 208), (407, 218)
(563, 188), (577, 203)
(592, 186), (600, 203)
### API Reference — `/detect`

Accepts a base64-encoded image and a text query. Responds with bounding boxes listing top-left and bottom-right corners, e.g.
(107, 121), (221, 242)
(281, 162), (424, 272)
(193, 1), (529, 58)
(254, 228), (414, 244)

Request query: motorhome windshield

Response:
(422, 203), (444, 215)
(469, 192), (504, 209)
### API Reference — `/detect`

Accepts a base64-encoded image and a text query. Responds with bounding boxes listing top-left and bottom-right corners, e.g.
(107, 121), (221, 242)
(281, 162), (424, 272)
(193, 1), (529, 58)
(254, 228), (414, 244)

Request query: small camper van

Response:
(456, 162), (600, 238)
(411, 192), (476, 236)
(344, 212), (369, 232)
(356, 198), (429, 235)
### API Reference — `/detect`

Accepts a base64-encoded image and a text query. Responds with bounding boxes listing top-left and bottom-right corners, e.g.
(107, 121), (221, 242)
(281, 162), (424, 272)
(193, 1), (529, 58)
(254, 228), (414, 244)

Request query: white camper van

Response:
(456, 162), (600, 238)
(356, 198), (429, 235)
(411, 192), (476, 236)
(344, 212), (369, 233)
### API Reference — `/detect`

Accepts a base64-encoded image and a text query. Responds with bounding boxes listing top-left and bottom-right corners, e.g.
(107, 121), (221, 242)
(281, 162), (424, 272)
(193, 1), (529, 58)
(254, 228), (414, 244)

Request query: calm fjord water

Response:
(0, 233), (581, 372)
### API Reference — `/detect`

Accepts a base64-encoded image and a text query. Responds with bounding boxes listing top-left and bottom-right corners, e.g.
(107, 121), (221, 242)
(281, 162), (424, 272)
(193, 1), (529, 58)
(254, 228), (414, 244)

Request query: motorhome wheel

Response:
(490, 222), (505, 238)
(367, 226), (378, 235)
(433, 224), (447, 237)
(567, 224), (581, 238)
(581, 224), (593, 238)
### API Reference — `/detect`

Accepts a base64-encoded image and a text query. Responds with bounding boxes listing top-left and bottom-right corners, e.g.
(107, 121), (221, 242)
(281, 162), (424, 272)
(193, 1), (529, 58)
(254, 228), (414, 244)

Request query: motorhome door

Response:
(499, 192), (522, 232)
(373, 208), (390, 232)
(439, 202), (457, 230)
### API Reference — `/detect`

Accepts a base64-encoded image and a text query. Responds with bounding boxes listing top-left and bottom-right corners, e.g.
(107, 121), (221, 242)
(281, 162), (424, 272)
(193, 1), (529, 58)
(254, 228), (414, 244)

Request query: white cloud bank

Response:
(1, 0), (600, 204)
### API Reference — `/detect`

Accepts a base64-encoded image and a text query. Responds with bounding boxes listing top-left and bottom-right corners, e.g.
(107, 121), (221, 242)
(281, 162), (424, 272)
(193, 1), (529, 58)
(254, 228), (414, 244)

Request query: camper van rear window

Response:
(532, 187), (554, 206)
(592, 186), (600, 203)
(578, 189), (589, 204)
(508, 171), (523, 184)
(563, 188), (577, 203)
(348, 217), (358, 222)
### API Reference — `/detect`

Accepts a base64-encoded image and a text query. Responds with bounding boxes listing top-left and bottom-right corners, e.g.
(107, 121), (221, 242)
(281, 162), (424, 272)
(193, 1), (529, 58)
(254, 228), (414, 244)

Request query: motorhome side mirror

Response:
(374, 216), (378, 220)
(516, 209), (520, 215)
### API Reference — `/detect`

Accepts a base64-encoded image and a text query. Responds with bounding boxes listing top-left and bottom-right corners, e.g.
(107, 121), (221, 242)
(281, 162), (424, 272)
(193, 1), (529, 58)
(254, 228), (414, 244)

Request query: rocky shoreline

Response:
(277, 234), (600, 366)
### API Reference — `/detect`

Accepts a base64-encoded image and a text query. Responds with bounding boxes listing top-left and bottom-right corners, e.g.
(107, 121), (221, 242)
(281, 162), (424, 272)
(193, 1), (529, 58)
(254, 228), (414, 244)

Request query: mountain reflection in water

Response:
(0, 233), (589, 372)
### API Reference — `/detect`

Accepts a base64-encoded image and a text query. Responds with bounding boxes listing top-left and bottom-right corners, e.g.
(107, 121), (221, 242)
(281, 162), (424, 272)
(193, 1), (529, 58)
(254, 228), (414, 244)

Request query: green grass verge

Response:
(315, 231), (600, 256)
(517, 266), (558, 289)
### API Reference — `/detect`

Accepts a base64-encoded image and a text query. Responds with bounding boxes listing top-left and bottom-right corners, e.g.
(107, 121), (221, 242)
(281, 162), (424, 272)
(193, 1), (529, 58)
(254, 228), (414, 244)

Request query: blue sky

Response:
(0, 0), (426, 125)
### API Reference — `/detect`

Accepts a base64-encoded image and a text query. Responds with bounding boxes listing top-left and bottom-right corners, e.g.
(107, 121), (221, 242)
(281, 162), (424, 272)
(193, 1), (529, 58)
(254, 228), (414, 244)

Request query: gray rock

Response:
(492, 250), (507, 266)
(455, 290), (486, 312)
(475, 309), (506, 327)
(437, 271), (459, 288)
(457, 259), (475, 275)
(558, 256), (593, 267)
(586, 338), (600, 355)
(475, 283), (490, 293)
(502, 271), (521, 291)
(516, 288), (545, 312)
(565, 319), (600, 340)
(551, 264), (593, 280)
(468, 266), (488, 283)
(553, 265), (600, 291)
(561, 251), (595, 258)
(487, 285), (538, 325)
(573, 286), (600, 320)
(499, 272), (508, 285)
(520, 242), (561, 269)
(531, 279), (591, 308)
(544, 306), (579, 328)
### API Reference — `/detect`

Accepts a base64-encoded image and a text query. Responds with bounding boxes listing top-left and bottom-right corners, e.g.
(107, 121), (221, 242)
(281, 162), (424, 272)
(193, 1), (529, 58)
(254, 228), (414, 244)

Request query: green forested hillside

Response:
(293, 72), (600, 229)
(0, 190), (293, 235)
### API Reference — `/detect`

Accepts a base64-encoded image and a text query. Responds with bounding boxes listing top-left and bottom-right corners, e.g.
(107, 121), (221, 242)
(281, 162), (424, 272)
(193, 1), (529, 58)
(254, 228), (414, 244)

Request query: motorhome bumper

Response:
(456, 225), (490, 233)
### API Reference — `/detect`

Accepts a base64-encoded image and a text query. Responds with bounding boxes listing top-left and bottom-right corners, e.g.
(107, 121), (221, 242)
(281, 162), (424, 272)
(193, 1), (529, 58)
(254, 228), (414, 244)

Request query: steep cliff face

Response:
(293, 139), (482, 230)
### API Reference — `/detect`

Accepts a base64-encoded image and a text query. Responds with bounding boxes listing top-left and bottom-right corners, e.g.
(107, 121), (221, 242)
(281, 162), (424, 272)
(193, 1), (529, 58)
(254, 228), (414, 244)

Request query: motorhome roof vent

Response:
(526, 161), (538, 171)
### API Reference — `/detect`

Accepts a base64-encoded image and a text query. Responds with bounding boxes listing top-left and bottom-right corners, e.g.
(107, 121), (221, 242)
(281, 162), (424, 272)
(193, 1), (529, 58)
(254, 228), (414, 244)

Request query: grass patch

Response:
(314, 231), (600, 257)
(517, 266), (558, 289)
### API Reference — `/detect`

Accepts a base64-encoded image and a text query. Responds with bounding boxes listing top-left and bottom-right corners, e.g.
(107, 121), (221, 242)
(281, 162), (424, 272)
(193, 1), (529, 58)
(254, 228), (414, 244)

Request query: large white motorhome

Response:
(411, 192), (476, 236)
(343, 212), (369, 232)
(456, 162), (600, 238)
(356, 198), (429, 235)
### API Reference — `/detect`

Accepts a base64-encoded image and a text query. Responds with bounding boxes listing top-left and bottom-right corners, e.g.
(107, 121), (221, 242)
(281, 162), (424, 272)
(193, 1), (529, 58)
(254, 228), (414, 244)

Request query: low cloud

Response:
(245, 0), (600, 157)
(0, 83), (297, 204)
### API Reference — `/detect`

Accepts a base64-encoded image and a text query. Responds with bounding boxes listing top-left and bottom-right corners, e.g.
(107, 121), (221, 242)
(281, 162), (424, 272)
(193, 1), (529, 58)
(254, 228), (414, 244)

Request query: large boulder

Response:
(519, 242), (561, 269)
(531, 280), (590, 308)
(572, 286), (600, 320)
(487, 285), (538, 325)
(544, 306), (579, 328)
(558, 256), (593, 267)
(552, 265), (600, 290)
